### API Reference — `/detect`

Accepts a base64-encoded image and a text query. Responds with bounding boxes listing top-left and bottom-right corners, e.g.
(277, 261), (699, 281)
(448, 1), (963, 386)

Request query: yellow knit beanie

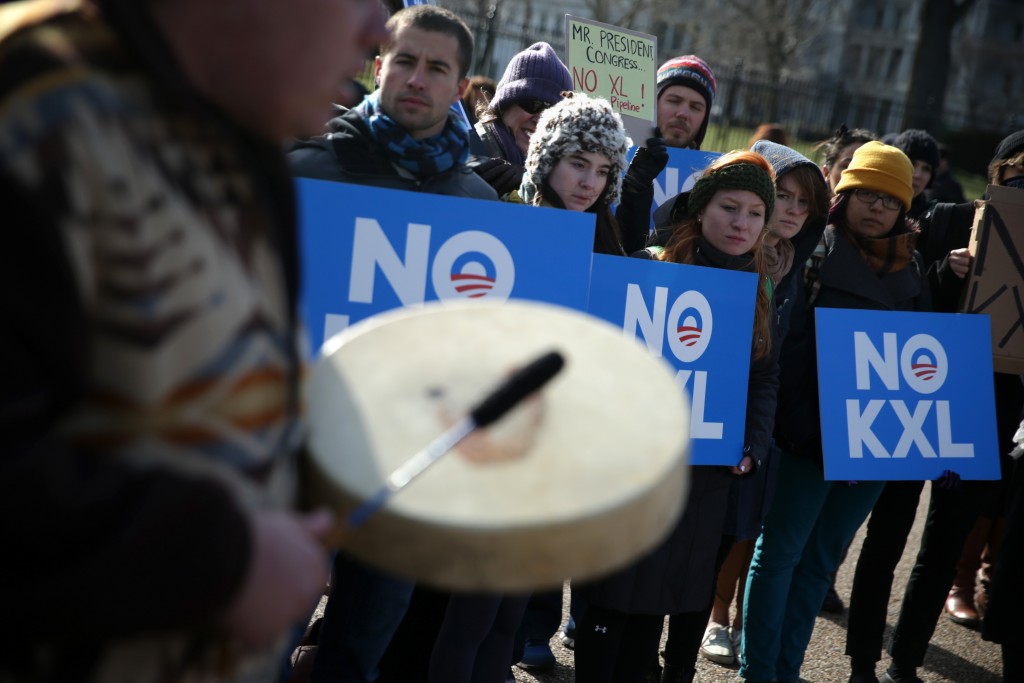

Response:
(834, 140), (914, 210)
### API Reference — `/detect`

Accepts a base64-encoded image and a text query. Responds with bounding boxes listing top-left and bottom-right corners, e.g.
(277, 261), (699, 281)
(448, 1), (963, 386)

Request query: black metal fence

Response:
(446, 7), (1016, 173)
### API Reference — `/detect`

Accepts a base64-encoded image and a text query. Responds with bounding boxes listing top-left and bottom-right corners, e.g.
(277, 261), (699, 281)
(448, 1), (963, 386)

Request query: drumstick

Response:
(343, 350), (566, 531)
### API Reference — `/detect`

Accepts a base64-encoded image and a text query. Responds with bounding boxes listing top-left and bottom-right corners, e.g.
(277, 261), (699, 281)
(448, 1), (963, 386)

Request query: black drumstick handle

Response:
(469, 350), (566, 427)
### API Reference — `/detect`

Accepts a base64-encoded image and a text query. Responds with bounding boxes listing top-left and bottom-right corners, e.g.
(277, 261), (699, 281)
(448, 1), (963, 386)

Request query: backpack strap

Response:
(802, 230), (834, 309)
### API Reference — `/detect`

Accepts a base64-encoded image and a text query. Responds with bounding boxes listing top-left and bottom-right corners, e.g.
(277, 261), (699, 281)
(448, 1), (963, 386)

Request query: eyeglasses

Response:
(853, 188), (902, 211)
(518, 99), (554, 116)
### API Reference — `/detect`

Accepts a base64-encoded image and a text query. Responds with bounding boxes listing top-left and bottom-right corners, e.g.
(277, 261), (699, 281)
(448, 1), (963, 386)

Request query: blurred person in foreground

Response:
(289, 6), (498, 682)
(0, 0), (387, 680)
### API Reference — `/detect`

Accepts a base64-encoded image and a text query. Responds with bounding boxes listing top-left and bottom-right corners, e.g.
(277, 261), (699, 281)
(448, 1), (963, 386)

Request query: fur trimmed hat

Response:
(835, 141), (914, 210)
(490, 42), (572, 114)
(522, 94), (633, 207)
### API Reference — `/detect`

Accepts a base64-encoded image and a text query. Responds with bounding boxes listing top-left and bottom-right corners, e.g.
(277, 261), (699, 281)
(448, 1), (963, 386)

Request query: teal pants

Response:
(739, 450), (884, 683)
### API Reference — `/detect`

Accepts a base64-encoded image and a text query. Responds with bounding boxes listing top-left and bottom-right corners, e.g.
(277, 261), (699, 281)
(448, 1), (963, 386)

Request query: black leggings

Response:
(662, 533), (737, 670)
(427, 593), (529, 683)
(574, 604), (665, 683)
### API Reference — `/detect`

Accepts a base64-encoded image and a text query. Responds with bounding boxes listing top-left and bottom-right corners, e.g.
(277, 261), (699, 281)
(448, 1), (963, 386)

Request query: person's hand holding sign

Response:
(947, 247), (971, 279)
(623, 130), (669, 194)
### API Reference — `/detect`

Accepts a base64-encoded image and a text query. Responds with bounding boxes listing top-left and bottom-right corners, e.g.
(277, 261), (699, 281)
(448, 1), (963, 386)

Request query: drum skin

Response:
(305, 300), (690, 592)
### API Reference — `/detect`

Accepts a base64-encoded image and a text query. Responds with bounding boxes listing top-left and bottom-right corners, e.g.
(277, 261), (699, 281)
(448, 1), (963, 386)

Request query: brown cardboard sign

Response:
(961, 184), (1024, 374)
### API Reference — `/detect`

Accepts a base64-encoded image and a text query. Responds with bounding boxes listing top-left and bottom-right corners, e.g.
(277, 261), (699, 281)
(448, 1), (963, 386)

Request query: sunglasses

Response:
(518, 99), (555, 116)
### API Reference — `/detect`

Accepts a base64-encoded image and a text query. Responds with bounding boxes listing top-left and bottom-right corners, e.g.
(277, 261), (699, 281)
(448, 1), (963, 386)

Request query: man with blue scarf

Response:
(288, 5), (494, 682)
(290, 4), (495, 201)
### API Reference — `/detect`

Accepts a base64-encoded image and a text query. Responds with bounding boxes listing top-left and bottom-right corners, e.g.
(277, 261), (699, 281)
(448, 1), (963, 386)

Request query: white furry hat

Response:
(521, 94), (633, 207)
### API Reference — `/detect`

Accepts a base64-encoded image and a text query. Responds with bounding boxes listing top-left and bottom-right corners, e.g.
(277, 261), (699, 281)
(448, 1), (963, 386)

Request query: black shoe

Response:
(517, 639), (555, 670)
(849, 674), (878, 683)
(821, 585), (845, 613)
(661, 664), (696, 683)
(880, 670), (923, 683)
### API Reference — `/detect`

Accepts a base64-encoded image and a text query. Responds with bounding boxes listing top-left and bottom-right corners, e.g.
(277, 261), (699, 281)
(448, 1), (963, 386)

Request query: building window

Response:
(887, 49), (903, 80)
(849, 45), (864, 77)
(866, 49), (881, 78)
(858, 4), (876, 27)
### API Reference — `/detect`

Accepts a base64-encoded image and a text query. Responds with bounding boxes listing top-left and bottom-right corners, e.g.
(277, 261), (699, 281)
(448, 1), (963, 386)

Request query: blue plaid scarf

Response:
(363, 91), (470, 180)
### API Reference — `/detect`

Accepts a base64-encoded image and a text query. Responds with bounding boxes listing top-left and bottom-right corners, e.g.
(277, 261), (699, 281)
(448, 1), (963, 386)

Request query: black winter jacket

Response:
(577, 242), (779, 614)
(916, 200), (975, 312)
(288, 105), (498, 200)
(774, 227), (931, 467)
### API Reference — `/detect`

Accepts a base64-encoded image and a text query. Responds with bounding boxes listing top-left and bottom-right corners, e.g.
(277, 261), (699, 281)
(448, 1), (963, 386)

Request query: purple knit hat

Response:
(490, 42), (572, 114)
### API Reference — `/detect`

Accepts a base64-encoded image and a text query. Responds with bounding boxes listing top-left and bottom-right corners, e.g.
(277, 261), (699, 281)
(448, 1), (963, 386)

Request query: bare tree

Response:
(582, 0), (678, 29)
(901, 0), (977, 132)
(715, 0), (822, 83)
(443, 0), (510, 75)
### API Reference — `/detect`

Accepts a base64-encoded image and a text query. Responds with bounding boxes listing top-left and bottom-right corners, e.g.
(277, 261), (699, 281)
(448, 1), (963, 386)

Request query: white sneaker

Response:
(729, 626), (742, 663)
(699, 624), (735, 666)
(729, 625), (742, 648)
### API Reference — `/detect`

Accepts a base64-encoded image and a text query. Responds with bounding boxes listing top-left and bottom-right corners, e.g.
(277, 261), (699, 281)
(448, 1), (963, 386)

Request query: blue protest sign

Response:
(587, 253), (758, 465)
(650, 147), (720, 207)
(815, 308), (1000, 481)
(298, 179), (595, 352)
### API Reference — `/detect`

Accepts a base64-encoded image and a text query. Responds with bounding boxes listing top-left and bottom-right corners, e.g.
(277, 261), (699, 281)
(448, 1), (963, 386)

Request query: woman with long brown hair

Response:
(574, 151), (781, 683)
(698, 141), (829, 670)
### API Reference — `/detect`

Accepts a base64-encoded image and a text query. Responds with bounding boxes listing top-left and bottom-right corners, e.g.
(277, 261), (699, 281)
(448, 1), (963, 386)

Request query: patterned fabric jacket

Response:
(0, 1), (304, 680)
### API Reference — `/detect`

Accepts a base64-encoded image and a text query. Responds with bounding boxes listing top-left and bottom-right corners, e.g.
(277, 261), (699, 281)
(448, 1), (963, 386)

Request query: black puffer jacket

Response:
(289, 104), (497, 200)
(576, 241), (779, 614)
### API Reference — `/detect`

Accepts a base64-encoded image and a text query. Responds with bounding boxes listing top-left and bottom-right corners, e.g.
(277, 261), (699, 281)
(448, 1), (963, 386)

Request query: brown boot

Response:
(946, 516), (988, 627)
(945, 585), (980, 626)
(976, 514), (1006, 618)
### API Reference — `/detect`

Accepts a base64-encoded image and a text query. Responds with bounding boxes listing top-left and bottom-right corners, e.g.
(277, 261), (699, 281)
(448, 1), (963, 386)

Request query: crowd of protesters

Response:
(1, 2), (1022, 683)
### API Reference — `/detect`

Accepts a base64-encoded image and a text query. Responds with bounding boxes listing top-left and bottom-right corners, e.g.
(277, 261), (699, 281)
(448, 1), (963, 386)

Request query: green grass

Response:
(957, 171), (988, 201)
(702, 123), (821, 161)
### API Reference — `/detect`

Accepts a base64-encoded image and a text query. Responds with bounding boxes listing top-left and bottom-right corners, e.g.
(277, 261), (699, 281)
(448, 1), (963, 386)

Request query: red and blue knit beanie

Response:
(656, 55), (717, 107)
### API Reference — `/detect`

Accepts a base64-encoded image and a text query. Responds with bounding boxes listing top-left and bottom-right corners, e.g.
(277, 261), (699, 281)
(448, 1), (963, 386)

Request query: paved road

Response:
(512, 488), (1003, 682)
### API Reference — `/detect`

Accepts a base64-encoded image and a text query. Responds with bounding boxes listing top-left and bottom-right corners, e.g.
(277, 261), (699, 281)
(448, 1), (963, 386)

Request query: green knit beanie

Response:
(687, 162), (776, 220)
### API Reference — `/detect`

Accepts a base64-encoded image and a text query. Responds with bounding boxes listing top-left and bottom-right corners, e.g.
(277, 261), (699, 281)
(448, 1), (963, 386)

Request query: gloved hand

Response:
(622, 131), (669, 194)
(936, 469), (962, 491)
(473, 157), (525, 196)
